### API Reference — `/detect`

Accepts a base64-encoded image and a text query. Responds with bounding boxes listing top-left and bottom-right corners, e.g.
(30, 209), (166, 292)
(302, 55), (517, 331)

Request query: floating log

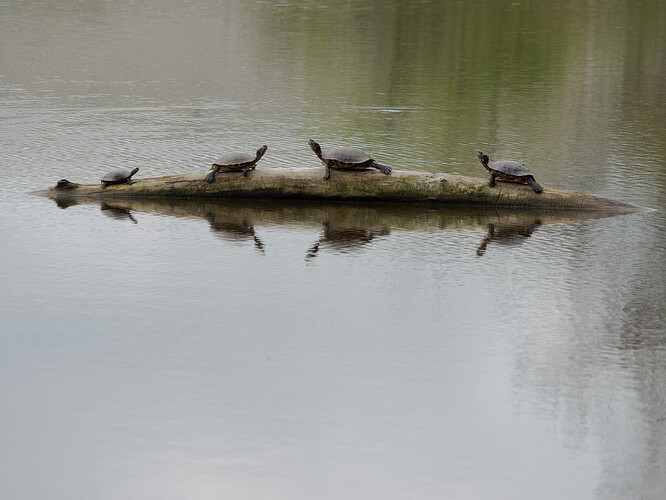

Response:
(38, 168), (647, 212)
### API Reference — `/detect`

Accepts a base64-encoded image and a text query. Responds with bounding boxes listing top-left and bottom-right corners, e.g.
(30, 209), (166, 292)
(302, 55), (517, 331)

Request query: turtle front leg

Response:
(205, 167), (220, 183)
(242, 165), (253, 177)
(324, 162), (331, 180)
(488, 173), (496, 187)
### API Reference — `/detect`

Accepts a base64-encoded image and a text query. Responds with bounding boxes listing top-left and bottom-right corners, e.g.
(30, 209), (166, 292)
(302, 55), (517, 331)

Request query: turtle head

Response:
(308, 139), (323, 160)
(55, 179), (75, 189)
(130, 167), (139, 177)
(477, 151), (489, 167)
(256, 145), (268, 160)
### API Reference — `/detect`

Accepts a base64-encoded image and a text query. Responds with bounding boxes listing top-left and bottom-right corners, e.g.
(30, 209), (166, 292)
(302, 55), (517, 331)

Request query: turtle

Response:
(477, 151), (542, 193)
(55, 179), (75, 189)
(205, 145), (268, 183)
(101, 167), (139, 189)
(308, 139), (392, 180)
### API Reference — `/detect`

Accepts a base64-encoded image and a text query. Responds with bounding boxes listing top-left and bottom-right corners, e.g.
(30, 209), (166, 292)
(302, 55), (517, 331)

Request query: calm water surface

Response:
(1, 1), (665, 499)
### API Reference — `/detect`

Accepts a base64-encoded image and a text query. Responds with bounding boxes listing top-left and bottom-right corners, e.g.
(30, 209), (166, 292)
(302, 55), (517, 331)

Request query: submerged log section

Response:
(42, 168), (646, 212)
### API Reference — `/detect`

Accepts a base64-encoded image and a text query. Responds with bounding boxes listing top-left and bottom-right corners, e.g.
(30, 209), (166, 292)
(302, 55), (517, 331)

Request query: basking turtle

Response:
(206, 145), (268, 183)
(101, 167), (139, 189)
(308, 139), (392, 180)
(55, 179), (76, 189)
(477, 151), (542, 193)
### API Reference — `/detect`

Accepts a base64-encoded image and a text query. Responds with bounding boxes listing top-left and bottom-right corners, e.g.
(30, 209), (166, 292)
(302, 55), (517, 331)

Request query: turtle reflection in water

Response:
(206, 145), (268, 183)
(308, 139), (392, 180)
(100, 167), (139, 189)
(205, 213), (265, 254)
(305, 223), (391, 260)
(475, 220), (542, 256)
(100, 202), (138, 224)
(477, 151), (542, 193)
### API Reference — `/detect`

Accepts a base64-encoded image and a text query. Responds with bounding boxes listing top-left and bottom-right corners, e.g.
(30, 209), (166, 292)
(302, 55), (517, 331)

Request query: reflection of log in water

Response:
(42, 197), (641, 260)
(100, 202), (138, 224)
(55, 198), (81, 209)
(476, 220), (542, 256)
(305, 222), (391, 260)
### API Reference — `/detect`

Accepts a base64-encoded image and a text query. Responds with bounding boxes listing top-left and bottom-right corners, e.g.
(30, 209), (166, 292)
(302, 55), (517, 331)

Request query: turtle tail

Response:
(372, 162), (392, 175)
(527, 177), (543, 193)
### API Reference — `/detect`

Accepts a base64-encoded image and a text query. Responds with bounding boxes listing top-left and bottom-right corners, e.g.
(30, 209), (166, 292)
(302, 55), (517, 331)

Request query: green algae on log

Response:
(39, 168), (647, 212)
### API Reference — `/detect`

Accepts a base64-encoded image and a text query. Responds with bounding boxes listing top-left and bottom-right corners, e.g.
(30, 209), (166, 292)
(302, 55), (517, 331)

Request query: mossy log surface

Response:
(39, 168), (647, 212)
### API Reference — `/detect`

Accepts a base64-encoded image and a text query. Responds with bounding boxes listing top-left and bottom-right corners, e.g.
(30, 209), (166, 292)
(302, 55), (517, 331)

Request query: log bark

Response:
(37, 168), (647, 212)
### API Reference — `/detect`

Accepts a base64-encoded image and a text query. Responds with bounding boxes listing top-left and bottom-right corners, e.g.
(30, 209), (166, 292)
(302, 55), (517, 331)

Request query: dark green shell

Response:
(487, 160), (533, 178)
(211, 145), (267, 172)
(101, 168), (136, 182)
(213, 152), (258, 171)
(320, 147), (374, 169)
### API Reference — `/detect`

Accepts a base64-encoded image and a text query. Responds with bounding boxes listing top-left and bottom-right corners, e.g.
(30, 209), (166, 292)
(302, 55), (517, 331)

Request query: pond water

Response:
(1, 1), (665, 499)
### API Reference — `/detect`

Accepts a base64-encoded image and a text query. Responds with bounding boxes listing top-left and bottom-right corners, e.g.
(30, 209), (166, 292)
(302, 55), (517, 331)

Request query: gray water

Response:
(1, 1), (665, 499)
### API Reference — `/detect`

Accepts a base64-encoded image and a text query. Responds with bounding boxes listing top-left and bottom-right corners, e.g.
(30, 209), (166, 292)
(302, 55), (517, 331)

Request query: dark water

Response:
(1, 1), (665, 498)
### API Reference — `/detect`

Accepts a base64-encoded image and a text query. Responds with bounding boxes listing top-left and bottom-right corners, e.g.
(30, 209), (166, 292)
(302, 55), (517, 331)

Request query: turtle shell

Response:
(322, 147), (372, 165)
(213, 152), (258, 167)
(101, 168), (135, 182)
(488, 160), (532, 177)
